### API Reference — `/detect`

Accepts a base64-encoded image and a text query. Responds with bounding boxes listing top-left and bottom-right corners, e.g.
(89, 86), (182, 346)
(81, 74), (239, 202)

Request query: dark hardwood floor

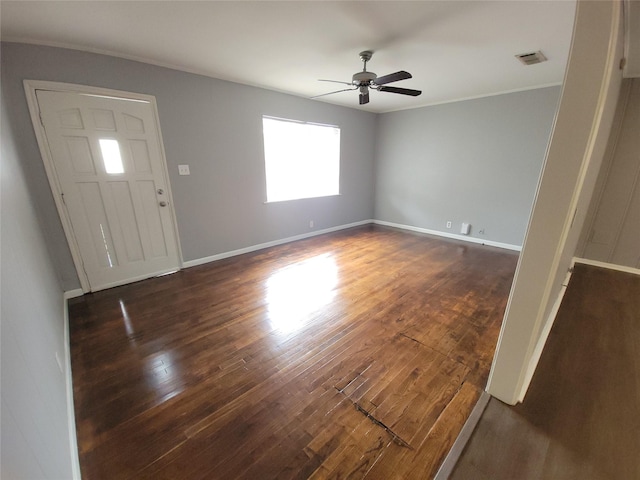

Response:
(68, 225), (518, 479)
(450, 264), (640, 480)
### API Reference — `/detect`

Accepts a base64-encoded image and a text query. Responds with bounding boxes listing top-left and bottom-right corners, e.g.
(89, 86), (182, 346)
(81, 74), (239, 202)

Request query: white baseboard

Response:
(182, 220), (373, 268)
(63, 297), (82, 480)
(434, 391), (491, 480)
(573, 257), (640, 276)
(517, 266), (573, 403)
(372, 220), (522, 252)
(65, 220), (522, 289)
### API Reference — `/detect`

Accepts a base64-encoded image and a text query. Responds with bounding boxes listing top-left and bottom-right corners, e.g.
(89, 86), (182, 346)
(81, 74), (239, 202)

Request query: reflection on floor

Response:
(450, 264), (640, 480)
(69, 225), (518, 479)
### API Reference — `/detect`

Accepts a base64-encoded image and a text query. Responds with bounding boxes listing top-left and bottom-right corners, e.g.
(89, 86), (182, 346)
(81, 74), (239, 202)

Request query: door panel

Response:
(37, 89), (180, 291)
(129, 140), (152, 173)
(77, 181), (117, 268)
(66, 137), (96, 174)
(137, 180), (169, 258)
(123, 113), (145, 133)
(91, 108), (117, 130)
(109, 181), (144, 263)
(58, 108), (84, 129)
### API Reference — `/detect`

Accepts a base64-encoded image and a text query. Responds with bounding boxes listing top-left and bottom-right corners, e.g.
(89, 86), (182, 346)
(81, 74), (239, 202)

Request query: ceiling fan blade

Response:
(359, 91), (370, 105)
(318, 79), (354, 86)
(378, 86), (422, 97)
(310, 87), (357, 99)
(373, 70), (412, 85)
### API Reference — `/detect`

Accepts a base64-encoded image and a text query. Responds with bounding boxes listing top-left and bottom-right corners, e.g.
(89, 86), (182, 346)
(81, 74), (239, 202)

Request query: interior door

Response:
(36, 89), (180, 291)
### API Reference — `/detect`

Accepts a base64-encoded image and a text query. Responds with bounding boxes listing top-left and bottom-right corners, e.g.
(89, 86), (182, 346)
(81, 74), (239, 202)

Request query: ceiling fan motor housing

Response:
(352, 71), (377, 84)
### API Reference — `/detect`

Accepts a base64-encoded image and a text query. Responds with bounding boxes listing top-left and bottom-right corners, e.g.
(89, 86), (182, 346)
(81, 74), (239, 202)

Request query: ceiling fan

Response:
(312, 50), (422, 105)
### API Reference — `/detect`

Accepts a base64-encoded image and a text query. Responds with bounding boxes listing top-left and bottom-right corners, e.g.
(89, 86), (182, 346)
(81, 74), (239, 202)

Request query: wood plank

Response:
(68, 225), (517, 479)
(450, 264), (640, 479)
(363, 381), (482, 479)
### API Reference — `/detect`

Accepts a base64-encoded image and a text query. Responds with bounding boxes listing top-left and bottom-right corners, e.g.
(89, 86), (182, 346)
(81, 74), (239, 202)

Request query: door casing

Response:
(24, 80), (183, 293)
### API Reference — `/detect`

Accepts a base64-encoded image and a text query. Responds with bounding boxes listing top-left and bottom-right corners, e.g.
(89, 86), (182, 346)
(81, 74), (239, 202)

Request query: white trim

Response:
(434, 391), (491, 480)
(381, 82), (564, 114)
(517, 265), (573, 403)
(514, 2), (622, 402)
(64, 289), (84, 300)
(24, 79), (161, 104)
(488, 0), (622, 406)
(372, 220), (522, 252)
(24, 81), (90, 292)
(183, 220), (372, 268)
(263, 193), (342, 205)
(573, 257), (640, 276)
(6, 38), (562, 115)
(63, 297), (82, 480)
(65, 217), (525, 287)
(23, 80), (184, 293)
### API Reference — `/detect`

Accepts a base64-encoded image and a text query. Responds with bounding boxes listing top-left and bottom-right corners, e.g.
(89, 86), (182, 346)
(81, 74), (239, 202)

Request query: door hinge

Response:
(61, 192), (66, 205)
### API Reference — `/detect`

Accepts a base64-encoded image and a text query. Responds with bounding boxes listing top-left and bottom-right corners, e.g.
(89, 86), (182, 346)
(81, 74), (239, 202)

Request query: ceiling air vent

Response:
(515, 51), (547, 66)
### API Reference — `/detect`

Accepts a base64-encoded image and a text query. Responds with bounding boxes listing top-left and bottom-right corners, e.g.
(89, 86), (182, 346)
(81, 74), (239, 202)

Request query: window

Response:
(262, 116), (340, 203)
(99, 138), (124, 174)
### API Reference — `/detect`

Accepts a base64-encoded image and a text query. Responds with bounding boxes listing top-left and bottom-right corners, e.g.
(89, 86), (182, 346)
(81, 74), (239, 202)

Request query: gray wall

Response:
(1, 42), (377, 291)
(579, 78), (640, 269)
(0, 41), (565, 477)
(374, 87), (561, 247)
(1, 77), (75, 479)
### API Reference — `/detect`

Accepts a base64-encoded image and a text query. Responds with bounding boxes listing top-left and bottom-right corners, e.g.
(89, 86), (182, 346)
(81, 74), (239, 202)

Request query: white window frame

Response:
(262, 116), (341, 203)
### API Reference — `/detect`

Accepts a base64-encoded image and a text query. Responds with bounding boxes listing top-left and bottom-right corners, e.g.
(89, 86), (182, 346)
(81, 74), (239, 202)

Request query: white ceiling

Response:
(1, 1), (578, 113)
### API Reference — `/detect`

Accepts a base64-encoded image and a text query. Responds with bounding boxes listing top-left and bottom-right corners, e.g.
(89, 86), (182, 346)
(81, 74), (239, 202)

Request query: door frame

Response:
(24, 80), (183, 293)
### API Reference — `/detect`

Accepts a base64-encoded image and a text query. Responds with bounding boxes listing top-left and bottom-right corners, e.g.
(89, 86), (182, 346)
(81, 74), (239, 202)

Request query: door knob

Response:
(157, 188), (164, 195)
(159, 201), (167, 207)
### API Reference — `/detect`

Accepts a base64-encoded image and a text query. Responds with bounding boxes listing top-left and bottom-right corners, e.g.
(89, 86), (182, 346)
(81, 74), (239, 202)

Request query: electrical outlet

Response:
(446, 221), (452, 229)
(178, 164), (190, 175)
(309, 220), (314, 228)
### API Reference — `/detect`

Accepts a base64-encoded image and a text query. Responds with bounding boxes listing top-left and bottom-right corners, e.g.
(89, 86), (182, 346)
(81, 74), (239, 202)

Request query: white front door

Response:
(36, 89), (181, 291)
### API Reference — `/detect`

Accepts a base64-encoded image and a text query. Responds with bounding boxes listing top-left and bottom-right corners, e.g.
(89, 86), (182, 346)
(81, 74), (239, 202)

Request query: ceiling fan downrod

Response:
(353, 51), (377, 84)
(359, 50), (373, 71)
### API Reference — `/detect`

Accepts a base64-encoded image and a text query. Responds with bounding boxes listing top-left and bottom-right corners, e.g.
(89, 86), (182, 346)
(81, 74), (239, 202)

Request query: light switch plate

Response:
(178, 164), (190, 175)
